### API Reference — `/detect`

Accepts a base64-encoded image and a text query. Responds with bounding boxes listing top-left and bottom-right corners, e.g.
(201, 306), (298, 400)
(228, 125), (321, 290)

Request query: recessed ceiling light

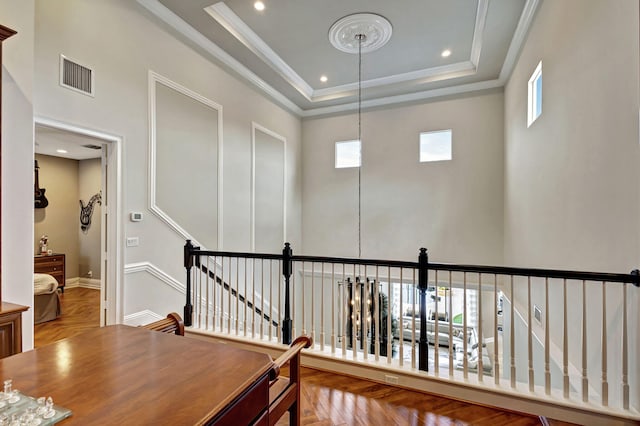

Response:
(254, 1), (265, 11)
(320, 75), (328, 83)
(56, 149), (68, 154)
(441, 49), (452, 58)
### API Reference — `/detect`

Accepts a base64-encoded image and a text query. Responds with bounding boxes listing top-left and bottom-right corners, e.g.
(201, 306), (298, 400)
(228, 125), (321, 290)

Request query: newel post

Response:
(631, 269), (640, 288)
(418, 247), (429, 371)
(282, 242), (293, 344)
(184, 240), (195, 327)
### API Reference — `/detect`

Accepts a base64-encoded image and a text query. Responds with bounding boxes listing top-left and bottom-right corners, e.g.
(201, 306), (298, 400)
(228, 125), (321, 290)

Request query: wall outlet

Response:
(126, 237), (139, 247)
(87, 270), (93, 278)
(534, 305), (542, 324)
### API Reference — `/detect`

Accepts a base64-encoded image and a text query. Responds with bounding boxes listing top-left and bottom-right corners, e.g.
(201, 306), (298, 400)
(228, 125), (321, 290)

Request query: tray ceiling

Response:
(139, 0), (539, 116)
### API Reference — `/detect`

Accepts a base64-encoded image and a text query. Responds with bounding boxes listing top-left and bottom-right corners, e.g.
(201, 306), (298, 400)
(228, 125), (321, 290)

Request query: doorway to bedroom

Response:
(33, 119), (122, 346)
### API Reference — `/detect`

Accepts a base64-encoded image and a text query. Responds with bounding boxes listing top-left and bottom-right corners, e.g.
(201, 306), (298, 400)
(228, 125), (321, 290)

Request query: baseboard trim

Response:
(123, 310), (164, 327)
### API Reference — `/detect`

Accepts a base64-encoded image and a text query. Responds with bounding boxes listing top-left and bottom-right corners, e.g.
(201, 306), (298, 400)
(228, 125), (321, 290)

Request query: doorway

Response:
(33, 117), (122, 335)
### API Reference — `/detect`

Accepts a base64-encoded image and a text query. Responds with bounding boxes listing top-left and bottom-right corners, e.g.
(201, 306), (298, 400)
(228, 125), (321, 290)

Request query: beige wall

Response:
(78, 158), (101, 278)
(34, 154), (79, 278)
(302, 91), (505, 264)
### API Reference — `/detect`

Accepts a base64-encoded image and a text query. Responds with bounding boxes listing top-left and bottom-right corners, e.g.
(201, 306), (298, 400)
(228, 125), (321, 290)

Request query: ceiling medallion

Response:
(329, 13), (392, 54)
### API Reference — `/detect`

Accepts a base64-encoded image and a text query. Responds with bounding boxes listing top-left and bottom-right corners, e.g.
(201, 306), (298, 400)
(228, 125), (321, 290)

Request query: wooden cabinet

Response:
(0, 26), (26, 360)
(34, 253), (66, 291)
(0, 303), (28, 359)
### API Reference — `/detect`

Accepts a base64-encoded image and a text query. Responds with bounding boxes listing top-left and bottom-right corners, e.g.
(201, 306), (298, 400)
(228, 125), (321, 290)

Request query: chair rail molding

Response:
(124, 261), (185, 294)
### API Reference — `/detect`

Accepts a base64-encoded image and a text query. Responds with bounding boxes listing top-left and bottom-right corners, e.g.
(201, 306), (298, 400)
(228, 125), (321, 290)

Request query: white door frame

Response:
(34, 116), (123, 325)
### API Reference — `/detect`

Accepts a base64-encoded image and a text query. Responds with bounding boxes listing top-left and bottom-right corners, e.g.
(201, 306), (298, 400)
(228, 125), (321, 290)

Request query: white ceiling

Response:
(35, 124), (103, 160)
(138, 0), (539, 116)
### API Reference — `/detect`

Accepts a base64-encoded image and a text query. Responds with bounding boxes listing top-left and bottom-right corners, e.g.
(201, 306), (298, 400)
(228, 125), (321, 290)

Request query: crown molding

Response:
(302, 78), (504, 118)
(499, 0), (542, 81)
(205, 2), (315, 101)
(470, 0), (489, 67)
(138, 0), (537, 117)
(311, 61), (477, 102)
(205, 1), (488, 105)
(136, 0), (303, 115)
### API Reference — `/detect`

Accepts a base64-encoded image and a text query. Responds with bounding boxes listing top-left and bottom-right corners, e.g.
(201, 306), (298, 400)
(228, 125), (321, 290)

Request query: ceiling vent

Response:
(82, 144), (102, 150)
(60, 54), (94, 96)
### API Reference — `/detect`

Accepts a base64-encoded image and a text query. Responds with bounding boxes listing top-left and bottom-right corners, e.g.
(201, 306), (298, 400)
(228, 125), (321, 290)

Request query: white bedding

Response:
(34, 273), (58, 295)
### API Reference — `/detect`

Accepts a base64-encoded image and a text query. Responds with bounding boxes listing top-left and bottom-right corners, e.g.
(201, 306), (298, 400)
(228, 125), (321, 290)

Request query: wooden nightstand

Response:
(34, 253), (66, 292)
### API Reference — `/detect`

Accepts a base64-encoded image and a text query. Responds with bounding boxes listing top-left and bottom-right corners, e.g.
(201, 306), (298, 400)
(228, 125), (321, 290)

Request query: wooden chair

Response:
(140, 312), (185, 336)
(268, 335), (312, 426)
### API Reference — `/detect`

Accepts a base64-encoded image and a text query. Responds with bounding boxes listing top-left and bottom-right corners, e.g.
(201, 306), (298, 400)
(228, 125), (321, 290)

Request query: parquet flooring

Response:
(34, 287), (101, 347)
(34, 288), (571, 425)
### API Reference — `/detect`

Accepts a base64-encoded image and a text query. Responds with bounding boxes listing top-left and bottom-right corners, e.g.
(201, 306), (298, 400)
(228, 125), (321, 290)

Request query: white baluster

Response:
(544, 278), (550, 395)
(494, 274), (499, 385)
(433, 270), (439, 375)
(375, 266), (380, 362)
(622, 282), (629, 410)
(399, 269), (404, 368)
(601, 281), (608, 407)
(449, 271), (454, 377)
(582, 280), (588, 403)
(478, 273), (483, 382)
(563, 279), (569, 398)
(321, 263), (325, 352)
(463, 272), (468, 379)
(301, 261), (306, 336)
(331, 263), (336, 354)
(387, 269), (392, 364)
(527, 276), (533, 392)
(311, 262), (316, 346)
(510, 275), (515, 389)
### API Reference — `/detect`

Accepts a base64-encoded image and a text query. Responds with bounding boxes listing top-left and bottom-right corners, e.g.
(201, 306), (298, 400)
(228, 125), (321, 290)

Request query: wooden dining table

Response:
(0, 325), (275, 425)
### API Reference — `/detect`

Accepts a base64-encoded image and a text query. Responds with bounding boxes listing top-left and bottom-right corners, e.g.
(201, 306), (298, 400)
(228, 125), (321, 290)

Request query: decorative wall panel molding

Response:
(148, 70), (224, 250)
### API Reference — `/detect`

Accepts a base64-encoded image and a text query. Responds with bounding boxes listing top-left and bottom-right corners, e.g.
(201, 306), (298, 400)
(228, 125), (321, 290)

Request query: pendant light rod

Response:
(357, 33), (365, 260)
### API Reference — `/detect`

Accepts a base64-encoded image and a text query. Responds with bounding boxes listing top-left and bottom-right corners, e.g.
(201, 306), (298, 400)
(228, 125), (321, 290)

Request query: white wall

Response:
(504, 0), (640, 272)
(302, 92), (505, 264)
(31, 0), (302, 321)
(504, 0), (640, 409)
(1, 0), (36, 349)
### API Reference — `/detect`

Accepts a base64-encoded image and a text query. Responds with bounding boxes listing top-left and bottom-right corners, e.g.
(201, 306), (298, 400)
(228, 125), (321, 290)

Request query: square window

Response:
(420, 130), (452, 162)
(335, 140), (361, 168)
(527, 61), (542, 127)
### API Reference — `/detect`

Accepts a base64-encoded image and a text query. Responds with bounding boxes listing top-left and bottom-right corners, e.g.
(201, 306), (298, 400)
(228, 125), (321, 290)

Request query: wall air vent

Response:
(60, 54), (95, 96)
(82, 144), (102, 150)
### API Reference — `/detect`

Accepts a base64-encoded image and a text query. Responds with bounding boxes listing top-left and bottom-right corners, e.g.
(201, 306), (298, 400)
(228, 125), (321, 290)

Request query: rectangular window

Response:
(420, 129), (452, 162)
(527, 61), (542, 127)
(335, 140), (361, 168)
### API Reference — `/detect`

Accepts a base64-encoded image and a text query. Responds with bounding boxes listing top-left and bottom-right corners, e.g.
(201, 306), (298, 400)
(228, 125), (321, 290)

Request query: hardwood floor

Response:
(34, 287), (101, 347)
(277, 367), (550, 426)
(35, 288), (569, 425)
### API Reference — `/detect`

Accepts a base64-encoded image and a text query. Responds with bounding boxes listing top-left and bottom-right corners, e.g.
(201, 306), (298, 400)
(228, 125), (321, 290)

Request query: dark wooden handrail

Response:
(268, 335), (312, 426)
